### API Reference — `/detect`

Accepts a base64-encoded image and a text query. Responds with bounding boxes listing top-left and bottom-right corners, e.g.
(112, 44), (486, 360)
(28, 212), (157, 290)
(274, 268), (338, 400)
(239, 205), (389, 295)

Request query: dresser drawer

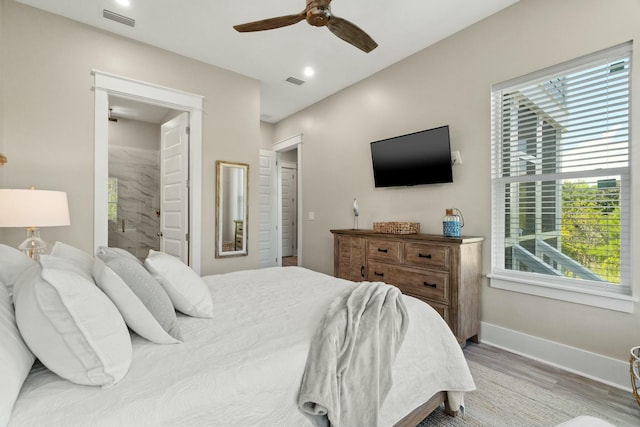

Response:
(424, 301), (449, 323)
(404, 243), (449, 270)
(368, 262), (449, 303)
(367, 239), (402, 263)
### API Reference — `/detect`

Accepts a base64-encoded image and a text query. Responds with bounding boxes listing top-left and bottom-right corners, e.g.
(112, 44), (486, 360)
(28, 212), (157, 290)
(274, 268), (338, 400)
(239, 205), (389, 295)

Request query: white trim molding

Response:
(272, 133), (302, 152)
(92, 70), (204, 273)
(489, 274), (637, 313)
(480, 322), (632, 391)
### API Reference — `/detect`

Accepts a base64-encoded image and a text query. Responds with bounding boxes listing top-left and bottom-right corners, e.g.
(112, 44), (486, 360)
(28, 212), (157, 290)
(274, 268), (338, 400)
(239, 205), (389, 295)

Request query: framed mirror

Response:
(216, 161), (249, 258)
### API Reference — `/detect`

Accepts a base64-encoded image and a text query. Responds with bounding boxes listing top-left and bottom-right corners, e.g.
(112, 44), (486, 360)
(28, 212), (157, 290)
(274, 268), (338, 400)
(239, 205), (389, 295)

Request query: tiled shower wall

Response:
(108, 145), (160, 261)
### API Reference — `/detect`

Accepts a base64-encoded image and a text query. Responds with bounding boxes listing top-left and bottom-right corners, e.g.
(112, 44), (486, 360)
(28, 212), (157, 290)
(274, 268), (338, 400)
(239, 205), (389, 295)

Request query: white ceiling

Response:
(16, 0), (518, 123)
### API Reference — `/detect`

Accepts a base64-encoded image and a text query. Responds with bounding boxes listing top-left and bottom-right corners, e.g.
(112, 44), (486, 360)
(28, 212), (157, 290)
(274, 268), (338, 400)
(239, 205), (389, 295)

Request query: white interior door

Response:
(271, 134), (303, 267)
(281, 163), (297, 257)
(160, 112), (189, 263)
(258, 150), (277, 267)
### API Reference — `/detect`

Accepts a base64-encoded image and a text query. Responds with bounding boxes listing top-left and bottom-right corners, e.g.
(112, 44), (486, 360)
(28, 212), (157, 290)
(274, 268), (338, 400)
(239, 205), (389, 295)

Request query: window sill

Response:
(488, 273), (637, 313)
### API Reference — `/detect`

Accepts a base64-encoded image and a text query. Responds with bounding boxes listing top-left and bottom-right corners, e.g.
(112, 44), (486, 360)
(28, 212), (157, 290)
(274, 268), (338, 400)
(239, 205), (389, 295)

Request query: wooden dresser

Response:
(331, 229), (483, 344)
(234, 220), (244, 250)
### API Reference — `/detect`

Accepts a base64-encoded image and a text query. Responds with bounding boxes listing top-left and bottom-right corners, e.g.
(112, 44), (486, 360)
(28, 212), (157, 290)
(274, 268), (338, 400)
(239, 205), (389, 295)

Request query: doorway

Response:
(273, 134), (302, 267)
(107, 112), (161, 262)
(93, 71), (204, 273)
(280, 158), (297, 266)
(106, 98), (188, 263)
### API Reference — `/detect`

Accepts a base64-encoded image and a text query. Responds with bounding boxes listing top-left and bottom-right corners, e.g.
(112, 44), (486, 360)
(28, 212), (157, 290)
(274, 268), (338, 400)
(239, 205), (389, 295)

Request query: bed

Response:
(2, 244), (475, 427)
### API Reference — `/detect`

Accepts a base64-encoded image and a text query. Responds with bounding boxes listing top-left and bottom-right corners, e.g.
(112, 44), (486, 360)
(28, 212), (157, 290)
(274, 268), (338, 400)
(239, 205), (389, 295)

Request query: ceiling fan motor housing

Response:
(306, 0), (331, 27)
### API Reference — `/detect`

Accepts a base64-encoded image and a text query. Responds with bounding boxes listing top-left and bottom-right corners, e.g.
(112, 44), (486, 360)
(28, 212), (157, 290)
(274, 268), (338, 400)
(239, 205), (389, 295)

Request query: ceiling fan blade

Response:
(234, 12), (306, 32)
(326, 16), (378, 53)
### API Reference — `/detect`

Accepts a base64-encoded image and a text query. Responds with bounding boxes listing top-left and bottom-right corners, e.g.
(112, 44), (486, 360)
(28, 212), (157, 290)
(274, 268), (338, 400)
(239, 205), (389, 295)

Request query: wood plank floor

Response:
(463, 342), (640, 426)
(282, 256), (298, 267)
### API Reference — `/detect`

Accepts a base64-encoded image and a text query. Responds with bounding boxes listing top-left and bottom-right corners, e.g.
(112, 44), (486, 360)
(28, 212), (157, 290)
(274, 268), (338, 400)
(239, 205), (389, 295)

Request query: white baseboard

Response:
(480, 321), (632, 392)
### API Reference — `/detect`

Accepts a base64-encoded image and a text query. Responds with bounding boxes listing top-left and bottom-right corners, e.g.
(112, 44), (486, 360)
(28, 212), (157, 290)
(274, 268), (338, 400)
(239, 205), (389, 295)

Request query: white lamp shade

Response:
(0, 189), (70, 228)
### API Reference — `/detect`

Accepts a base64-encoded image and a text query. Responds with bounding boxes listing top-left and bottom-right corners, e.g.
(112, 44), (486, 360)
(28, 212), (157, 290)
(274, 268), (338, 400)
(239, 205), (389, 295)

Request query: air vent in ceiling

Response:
(103, 9), (135, 27)
(285, 77), (305, 86)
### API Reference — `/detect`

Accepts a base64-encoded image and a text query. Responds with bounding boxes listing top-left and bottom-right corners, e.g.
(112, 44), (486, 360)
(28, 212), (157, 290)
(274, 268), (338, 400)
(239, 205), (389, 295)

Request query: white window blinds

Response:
(490, 42), (632, 295)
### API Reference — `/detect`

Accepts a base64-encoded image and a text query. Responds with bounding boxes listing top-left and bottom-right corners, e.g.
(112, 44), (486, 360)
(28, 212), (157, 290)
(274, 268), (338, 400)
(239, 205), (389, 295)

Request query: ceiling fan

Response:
(233, 0), (378, 53)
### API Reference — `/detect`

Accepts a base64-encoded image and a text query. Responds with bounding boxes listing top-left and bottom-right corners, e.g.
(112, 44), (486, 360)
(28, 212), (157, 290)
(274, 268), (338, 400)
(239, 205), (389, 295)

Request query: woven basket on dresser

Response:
(372, 222), (420, 235)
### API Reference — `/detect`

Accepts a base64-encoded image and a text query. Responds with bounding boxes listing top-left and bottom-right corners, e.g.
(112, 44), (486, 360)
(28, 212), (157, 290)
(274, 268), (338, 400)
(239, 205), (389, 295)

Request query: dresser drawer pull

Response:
(377, 248), (388, 253)
(374, 271), (384, 277)
(418, 253), (432, 259)
(423, 282), (437, 288)
(361, 266), (365, 278)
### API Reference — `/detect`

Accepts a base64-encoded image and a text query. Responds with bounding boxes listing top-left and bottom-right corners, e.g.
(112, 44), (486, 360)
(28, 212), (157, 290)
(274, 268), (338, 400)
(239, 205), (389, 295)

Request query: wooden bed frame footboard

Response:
(393, 391), (457, 427)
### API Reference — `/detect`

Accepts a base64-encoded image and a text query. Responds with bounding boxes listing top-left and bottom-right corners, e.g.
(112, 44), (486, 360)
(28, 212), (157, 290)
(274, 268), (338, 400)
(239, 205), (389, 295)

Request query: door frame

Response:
(93, 70), (204, 273)
(273, 134), (302, 266)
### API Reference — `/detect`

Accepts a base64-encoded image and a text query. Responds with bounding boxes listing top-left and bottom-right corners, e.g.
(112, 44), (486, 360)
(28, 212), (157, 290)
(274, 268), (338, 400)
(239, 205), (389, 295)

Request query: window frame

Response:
(489, 42), (636, 313)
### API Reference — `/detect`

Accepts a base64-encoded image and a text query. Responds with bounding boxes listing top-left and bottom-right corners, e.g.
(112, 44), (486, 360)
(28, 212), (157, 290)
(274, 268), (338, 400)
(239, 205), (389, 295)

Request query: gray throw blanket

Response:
(297, 281), (409, 427)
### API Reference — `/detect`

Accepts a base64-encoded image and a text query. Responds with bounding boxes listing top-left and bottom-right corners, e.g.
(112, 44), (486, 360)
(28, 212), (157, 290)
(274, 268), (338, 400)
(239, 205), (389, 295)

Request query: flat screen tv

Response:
(370, 125), (453, 188)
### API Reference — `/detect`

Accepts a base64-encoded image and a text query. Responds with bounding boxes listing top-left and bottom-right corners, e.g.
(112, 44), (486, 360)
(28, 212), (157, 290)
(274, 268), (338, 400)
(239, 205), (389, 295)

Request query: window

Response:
(490, 42), (633, 311)
(108, 177), (118, 223)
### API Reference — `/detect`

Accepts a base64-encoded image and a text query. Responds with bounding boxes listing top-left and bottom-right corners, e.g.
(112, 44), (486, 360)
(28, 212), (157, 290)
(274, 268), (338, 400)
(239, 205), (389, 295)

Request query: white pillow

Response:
(0, 244), (35, 295)
(93, 258), (181, 345)
(0, 280), (35, 427)
(96, 246), (142, 264)
(144, 250), (214, 318)
(13, 264), (132, 388)
(49, 241), (95, 281)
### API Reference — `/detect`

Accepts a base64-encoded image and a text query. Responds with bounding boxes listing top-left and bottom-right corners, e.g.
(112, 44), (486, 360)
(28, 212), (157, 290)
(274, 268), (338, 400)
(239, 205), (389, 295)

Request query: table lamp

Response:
(0, 188), (71, 260)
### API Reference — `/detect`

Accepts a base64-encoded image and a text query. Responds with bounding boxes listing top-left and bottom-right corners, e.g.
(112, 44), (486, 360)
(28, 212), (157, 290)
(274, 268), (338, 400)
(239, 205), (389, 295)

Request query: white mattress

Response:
(9, 267), (475, 427)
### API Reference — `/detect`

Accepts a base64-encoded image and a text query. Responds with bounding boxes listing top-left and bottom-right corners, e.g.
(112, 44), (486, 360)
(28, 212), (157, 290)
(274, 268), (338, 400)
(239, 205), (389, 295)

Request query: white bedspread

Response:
(9, 267), (475, 427)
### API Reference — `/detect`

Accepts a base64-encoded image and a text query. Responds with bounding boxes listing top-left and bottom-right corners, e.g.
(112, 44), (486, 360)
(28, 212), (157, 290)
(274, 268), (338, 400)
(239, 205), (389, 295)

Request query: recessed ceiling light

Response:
(116, 0), (131, 7)
(303, 67), (315, 78)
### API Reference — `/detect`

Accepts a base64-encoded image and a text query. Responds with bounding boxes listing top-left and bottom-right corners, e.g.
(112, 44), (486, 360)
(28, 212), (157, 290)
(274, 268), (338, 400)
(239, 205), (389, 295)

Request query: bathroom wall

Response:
(108, 119), (161, 261)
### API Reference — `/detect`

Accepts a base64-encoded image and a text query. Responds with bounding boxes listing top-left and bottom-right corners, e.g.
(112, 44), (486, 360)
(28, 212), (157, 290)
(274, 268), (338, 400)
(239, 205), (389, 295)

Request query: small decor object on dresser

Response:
(373, 221), (420, 235)
(443, 208), (464, 238)
(353, 198), (359, 230)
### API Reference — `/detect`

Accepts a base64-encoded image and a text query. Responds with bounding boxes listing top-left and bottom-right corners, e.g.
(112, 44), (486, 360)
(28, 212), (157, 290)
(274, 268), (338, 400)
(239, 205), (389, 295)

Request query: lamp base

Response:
(18, 227), (48, 261)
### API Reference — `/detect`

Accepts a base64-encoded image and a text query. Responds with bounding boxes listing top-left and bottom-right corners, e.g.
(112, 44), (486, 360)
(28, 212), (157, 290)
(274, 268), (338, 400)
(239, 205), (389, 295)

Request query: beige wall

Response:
(0, 0), (261, 275)
(109, 118), (160, 150)
(280, 149), (297, 164)
(273, 0), (640, 361)
(259, 120), (275, 150)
